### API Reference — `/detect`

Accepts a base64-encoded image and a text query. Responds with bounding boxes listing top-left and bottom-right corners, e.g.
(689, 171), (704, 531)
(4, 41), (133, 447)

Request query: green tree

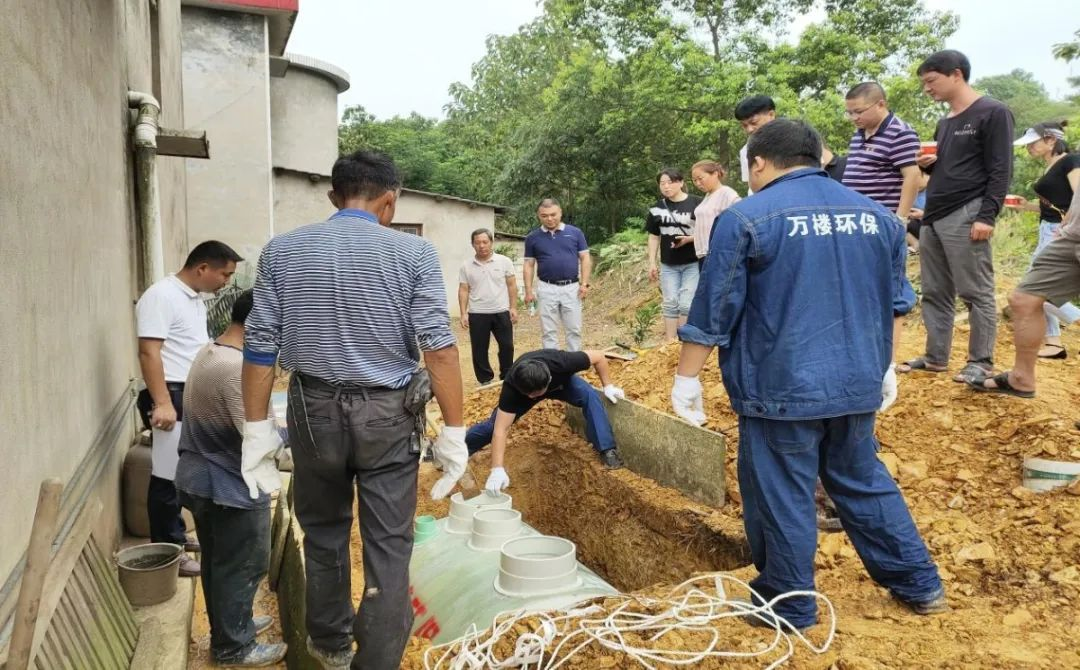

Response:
(975, 69), (1076, 130)
(340, 0), (973, 243)
(1053, 29), (1080, 104)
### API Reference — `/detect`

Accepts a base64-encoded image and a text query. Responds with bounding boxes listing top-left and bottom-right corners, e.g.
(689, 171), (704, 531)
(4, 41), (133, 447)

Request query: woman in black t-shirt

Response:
(1009, 120), (1080, 358)
(645, 168), (703, 342)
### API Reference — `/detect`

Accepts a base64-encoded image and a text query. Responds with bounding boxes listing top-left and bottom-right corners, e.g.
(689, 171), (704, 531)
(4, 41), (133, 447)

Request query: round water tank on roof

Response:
(270, 53), (350, 176)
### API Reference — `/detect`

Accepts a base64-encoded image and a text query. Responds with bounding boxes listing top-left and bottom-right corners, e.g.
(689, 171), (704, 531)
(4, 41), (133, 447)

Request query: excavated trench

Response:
(414, 401), (750, 595)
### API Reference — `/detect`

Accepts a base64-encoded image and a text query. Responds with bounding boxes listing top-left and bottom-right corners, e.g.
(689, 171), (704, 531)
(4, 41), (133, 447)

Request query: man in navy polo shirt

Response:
(523, 198), (591, 351)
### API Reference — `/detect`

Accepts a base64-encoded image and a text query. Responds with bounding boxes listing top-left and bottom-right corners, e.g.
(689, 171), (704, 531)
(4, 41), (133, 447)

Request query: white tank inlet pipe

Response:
(127, 91), (165, 287)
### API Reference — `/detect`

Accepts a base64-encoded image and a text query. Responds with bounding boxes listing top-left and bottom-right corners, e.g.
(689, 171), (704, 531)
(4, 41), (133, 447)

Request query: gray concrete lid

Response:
(282, 53), (351, 92)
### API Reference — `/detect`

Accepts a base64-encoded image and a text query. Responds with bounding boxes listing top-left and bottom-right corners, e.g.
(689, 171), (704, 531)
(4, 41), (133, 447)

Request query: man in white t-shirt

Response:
(458, 228), (518, 384)
(735, 95), (777, 196)
(136, 240), (242, 577)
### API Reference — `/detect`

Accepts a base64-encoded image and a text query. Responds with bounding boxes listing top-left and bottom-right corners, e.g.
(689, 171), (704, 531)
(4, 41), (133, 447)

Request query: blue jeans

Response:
(659, 262), (700, 319)
(738, 413), (942, 628)
(1034, 221), (1080, 337)
(466, 376), (616, 455)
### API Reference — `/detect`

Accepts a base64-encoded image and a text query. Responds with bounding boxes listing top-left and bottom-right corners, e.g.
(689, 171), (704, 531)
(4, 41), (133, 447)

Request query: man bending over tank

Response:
(466, 349), (627, 492)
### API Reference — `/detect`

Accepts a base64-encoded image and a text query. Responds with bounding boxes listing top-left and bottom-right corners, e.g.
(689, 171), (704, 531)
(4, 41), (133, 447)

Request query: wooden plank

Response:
(39, 631), (64, 670)
(14, 499), (104, 668)
(71, 560), (125, 668)
(156, 128), (210, 159)
(7, 480), (63, 670)
(52, 597), (92, 670)
(268, 503), (291, 591)
(84, 541), (137, 646)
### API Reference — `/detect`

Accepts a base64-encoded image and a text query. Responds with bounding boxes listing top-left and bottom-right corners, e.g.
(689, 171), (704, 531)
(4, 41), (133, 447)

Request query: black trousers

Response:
(287, 373), (419, 670)
(137, 387), (187, 544)
(180, 492), (270, 662)
(468, 311), (514, 384)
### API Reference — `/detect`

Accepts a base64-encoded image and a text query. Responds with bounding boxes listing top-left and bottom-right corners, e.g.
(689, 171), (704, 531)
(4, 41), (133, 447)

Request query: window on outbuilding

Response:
(391, 223), (423, 236)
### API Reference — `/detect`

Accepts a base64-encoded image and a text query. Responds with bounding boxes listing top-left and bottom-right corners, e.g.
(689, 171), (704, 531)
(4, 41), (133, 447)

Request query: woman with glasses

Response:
(646, 168), (703, 341)
(1007, 120), (1080, 359)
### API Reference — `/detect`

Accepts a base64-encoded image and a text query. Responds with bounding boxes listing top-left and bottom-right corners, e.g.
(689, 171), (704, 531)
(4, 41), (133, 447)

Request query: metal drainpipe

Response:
(127, 91), (164, 288)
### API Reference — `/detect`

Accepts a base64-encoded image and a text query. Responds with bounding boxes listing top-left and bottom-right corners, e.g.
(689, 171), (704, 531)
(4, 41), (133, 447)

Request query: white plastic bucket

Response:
(1023, 457), (1080, 492)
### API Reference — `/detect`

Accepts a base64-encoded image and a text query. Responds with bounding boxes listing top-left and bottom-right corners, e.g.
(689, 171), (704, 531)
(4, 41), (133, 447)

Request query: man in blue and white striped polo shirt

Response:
(240, 150), (469, 670)
(841, 82), (922, 223)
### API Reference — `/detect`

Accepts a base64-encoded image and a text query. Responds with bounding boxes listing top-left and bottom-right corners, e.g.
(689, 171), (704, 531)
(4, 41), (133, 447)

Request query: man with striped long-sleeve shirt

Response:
(241, 150), (468, 670)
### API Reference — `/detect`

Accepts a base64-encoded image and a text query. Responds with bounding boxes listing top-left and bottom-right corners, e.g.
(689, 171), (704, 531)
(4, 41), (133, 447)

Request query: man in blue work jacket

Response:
(671, 119), (945, 630)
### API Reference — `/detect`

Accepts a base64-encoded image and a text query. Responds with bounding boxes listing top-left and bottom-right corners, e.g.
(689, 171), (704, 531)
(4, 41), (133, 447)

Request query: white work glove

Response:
(602, 384), (626, 404)
(671, 375), (706, 426)
(880, 363), (898, 412)
(485, 466), (510, 495)
(430, 426), (468, 500)
(241, 420), (283, 499)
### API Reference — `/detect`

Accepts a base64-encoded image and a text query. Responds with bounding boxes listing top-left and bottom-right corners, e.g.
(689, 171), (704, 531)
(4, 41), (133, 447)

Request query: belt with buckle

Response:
(542, 278), (579, 286)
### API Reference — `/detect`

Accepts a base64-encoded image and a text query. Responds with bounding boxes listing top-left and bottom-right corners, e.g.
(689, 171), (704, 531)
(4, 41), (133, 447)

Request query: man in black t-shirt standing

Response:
(898, 50), (1014, 384)
(647, 168), (703, 341)
(465, 349), (627, 491)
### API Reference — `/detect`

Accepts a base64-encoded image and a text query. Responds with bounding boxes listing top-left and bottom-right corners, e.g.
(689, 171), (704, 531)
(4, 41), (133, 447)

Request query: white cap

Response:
(1014, 125), (1065, 147)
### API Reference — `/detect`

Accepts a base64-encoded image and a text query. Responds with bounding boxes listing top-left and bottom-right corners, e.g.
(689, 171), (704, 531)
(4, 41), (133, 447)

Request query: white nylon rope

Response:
(423, 573), (837, 670)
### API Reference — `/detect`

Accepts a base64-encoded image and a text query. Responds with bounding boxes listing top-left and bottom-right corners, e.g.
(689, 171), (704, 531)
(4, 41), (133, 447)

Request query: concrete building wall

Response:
(181, 6), (273, 263)
(393, 193), (498, 318)
(270, 65), (339, 176)
(273, 171), (335, 233)
(0, 0), (184, 591)
(156, 0), (192, 270)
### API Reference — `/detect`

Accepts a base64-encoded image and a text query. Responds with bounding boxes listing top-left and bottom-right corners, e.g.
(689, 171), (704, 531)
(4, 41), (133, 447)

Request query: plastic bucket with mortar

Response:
(1022, 457), (1080, 492)
(116, 542), (182, 606)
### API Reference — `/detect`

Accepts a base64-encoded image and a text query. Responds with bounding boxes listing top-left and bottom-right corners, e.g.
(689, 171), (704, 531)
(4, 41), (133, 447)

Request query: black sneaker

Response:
(600, 449), (624, 469)
(897, 591), (949, 615)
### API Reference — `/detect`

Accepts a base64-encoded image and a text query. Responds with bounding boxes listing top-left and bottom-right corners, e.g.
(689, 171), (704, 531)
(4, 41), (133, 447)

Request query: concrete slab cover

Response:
(566, 391), (726, 507)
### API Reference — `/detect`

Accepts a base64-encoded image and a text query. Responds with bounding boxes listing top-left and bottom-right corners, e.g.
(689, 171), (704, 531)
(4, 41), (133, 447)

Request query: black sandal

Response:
(966, 372), (1034, 398)
(1038, 345), (1067, 360)
(897, 357), (947, 374)
(953, 362), (992, 383)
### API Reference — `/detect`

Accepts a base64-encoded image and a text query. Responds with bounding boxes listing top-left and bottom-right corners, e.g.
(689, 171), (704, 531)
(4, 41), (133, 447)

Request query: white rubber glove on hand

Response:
(431, 426), (468, 500)
(241, 419), (283, 499)
(671, 375), (706, 426)
(603, 385), (626, 404)
(485, 466), (510, 495)
(880, 363), (898, 412)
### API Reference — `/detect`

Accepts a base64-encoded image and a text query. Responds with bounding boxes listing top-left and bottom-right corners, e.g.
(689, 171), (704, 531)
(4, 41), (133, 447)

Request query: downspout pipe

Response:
(127, 91), (164, 288)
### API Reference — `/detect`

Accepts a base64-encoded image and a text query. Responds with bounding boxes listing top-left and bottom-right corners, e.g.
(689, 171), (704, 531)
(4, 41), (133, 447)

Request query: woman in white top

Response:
(690, 160), (742, 260)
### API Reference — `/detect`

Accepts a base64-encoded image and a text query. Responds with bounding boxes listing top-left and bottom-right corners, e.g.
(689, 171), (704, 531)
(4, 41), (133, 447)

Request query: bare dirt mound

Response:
(405, 312), (1080, 668)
